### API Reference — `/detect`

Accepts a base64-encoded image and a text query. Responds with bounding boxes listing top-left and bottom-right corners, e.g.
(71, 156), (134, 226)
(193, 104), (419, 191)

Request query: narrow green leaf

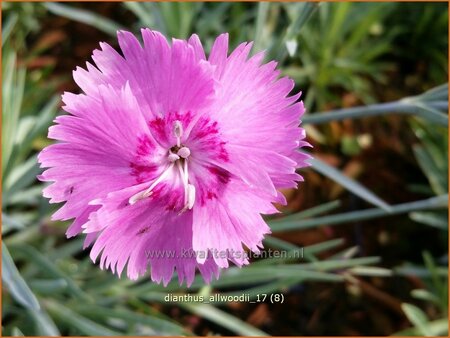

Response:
(44, 3), (125, 36)
(280, 2), (319, 59)
(11, 327), (24, 337)
(348, 266), (392, 277)
(269, 200), (341, 224)
(286, 2), (319, 39)
(19, 96), (59, 158)
(181, 303), (268, 336)
(253, 2), (270, 53)
(401, 303), (433, 336)
(394, 265), (448, 278)
(409, 211), (448, 230)
(178, 2), (201, 39)
(8, 186), (43, 206)
(3, 155), (40, 204)
(29, 279), (68, 294)
(413, 145), (447, 195)
(2, 12), (18, 46)
(2, 212), (26, 233)
(45, 300), (121, 336)
(310, 157), (391, 211)
(422, 251), (447, 305)
(417, 83), (448, 102)
(263, 235), (299, 250)
(304, 238), (346, 256)
(145, 2), (168, 36)
(159, 2), (181, 37)
(393, 318), (448, 336)
(73, 305), (187, 335)
(28, 308), (61, 336)
(206, 269), (342, 289)
(123, 2), (154, 28)
(11, 244), (91, 301)
(288, 256), (380, 271)
(271, 195), (448, 232)
(2, 53), (26, 177)
(303, 98), (448, 126)
(412, 102), (449, 126)
(2, 244), (60, 336)
(411, 289), (441, 307)
(326, 2), (351, 45)
(262, 235), (315, 262)
(329, 245), (359, 260)
(260, 237), (345, 264)
(2, 242), (40, 310)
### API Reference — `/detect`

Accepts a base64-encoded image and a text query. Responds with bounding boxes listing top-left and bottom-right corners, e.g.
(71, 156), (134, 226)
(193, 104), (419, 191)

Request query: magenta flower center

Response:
(129, 120), (196, 213)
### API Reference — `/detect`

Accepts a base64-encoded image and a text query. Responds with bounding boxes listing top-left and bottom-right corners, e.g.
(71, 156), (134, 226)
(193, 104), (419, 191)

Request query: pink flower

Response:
(38, 29), (310, 286)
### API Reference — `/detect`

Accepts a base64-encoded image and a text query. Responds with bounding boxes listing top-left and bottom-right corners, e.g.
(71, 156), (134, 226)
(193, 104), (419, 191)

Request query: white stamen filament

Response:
(177, 158), (194, 212)
(128, 190), (147, 206)
(129, 163), (174, 205)
(187, 184), (196, 209)
(179, 184), (196, 215)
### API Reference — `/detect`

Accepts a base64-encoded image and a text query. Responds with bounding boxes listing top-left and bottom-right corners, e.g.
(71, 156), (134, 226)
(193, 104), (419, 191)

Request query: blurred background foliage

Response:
(2, 1), (448, 336)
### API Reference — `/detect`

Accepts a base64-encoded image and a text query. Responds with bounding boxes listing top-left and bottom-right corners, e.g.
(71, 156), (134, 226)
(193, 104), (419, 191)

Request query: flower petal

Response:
(87, 184), (219, 286)
(192, 179), (273, 267)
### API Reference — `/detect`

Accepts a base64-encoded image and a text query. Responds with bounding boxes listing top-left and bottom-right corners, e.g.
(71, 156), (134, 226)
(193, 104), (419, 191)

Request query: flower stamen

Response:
(129, 163), (174, 205)
(168, 152), (180, 162)
(177, 146), (191, 158)
(177, 156), (196, 213)
(173, 120), (183, 147)
(129, 120), (196, 211)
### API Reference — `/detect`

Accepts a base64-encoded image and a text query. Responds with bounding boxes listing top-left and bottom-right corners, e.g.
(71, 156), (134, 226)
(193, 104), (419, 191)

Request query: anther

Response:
(177, 147), (191, 159)
(168, 153), (180, 162)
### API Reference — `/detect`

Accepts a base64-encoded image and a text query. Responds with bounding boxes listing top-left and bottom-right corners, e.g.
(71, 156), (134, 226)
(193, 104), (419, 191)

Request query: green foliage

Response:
(283, 2), (399, 110)
(2, 2), (448, 336)
(385, 2), (448, 86)
(303, 84), (449, 126)
(2, 2), (47, 50)
(395, 253), (448, 336)
(395, 112), (449, 335)
(408, 116), (448, 232)
(44, 2), (125, 37)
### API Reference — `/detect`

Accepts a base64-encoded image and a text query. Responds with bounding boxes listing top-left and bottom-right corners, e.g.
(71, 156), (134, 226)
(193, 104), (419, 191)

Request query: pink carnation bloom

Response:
(38, 29), (311, 286)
